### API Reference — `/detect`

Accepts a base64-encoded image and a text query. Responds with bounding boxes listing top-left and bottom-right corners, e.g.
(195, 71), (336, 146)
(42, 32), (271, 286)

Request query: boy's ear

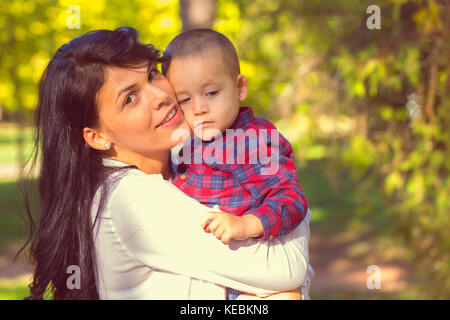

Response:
(236, 74), (248, 102)
(82, 127), (111, 151)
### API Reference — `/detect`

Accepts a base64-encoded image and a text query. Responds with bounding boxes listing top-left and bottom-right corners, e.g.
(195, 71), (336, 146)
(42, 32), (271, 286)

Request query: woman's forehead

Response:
(101, 64), (151, 94)
(105, 63), (152, 79)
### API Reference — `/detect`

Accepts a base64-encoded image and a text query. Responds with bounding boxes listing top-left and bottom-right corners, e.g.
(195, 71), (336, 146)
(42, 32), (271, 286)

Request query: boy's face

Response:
(166, 48), (248, 141)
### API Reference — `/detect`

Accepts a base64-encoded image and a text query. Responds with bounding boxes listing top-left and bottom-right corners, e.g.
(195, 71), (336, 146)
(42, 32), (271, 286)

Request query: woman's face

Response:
(95, 64), (190, 161)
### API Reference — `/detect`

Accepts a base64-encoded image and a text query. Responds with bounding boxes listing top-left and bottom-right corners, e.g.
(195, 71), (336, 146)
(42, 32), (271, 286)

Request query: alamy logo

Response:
(366, 265), (381, 289)
(366, 5), (381, 29)
(170, 127), (281, 175)
(67, 5), (81, 30)
(66, 265), (81, 290)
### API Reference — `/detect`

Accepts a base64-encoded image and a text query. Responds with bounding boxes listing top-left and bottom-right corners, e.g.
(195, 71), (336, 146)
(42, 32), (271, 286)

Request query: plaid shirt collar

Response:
(193, 106), (255, 150)
(230, 106), (254, 130)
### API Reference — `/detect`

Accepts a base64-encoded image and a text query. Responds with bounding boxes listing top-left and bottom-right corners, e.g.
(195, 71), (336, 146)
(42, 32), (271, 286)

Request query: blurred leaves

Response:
(1, 0), (449, 298)
(216, 0), (449, 298)
(0, 0), (180, 116)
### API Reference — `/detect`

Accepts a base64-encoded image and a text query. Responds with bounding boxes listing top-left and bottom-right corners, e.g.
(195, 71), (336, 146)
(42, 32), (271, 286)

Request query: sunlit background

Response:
(0, 0), (449, 299)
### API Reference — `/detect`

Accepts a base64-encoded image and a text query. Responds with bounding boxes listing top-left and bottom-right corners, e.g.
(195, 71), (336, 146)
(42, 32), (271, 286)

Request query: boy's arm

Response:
(232, 159), (308, 241)
(200, 210), (264, 244)
(220, 127), (308, 241)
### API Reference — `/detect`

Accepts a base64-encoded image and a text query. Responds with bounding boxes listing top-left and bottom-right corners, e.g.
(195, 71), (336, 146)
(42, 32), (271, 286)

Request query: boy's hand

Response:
(200, 211), (264, 244)
(200, 212), (246, 244)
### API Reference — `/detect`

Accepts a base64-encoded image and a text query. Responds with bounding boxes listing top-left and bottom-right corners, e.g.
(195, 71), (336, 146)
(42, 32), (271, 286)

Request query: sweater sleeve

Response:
(106, 170), (311, 295)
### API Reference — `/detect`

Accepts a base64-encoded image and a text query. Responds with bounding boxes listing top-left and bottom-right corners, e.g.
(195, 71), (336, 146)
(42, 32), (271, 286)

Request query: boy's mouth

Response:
(193, 121), (213, 129)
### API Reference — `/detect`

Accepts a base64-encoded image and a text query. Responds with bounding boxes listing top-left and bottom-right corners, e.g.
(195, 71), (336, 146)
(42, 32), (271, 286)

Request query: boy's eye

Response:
(206, 90), (218, 97)
(179, 97), (191, 104)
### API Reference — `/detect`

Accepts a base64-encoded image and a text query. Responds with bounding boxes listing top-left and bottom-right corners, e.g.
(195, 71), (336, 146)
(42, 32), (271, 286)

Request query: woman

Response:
(21, 27), (313, 299)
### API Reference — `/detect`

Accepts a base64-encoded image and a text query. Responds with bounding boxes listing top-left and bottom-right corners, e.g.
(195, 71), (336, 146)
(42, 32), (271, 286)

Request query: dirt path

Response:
(0, 225), (412, 299)
(0, 242), (31, 279)
(309, 226), (411, 298)
(0, 163), (22, 180)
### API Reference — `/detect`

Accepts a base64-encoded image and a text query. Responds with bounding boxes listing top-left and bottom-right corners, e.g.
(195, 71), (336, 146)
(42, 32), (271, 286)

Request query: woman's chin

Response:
(168, 122), (192, 147)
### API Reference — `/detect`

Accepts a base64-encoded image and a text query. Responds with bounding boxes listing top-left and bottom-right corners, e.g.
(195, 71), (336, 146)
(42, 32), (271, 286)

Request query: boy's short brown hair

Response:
(162, 28), (240, 78)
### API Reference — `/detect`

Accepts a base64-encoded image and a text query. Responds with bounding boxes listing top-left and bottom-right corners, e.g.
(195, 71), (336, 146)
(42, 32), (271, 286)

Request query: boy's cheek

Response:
(180, 107), (195, 128)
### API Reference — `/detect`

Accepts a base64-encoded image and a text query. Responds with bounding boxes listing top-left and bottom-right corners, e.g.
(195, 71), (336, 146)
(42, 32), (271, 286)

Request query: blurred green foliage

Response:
(0, 277), (30, 300)
(0, 0), (449, 299)
(0, 179), (29, 250)
(217, 0), (449, 298)
(0, 124), (33, 163)
(0, 0), (181, 116)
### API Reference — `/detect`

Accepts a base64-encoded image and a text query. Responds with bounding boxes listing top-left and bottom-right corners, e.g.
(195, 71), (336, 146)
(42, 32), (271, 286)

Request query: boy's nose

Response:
(193, 100), (209, 116)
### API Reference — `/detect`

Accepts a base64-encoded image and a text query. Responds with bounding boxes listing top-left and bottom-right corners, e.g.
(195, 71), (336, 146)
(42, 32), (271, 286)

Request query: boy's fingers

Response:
(200, 212), (219, 230)
(200, 215), (211, 230)
(221, 233), (232, 244)
(208, 219), (221, 234)
(214, 226), (225, 241)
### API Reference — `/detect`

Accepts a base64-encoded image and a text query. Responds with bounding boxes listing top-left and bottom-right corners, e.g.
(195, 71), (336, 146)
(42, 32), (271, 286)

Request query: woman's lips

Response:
(157, 106), (181, 128)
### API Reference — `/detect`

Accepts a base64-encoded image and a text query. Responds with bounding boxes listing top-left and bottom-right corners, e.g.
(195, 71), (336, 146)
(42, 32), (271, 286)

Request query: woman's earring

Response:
(104, 143), (110, 150)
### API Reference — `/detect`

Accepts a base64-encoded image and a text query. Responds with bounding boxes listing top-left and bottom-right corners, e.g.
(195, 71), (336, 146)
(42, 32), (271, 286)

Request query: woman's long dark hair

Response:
(19, 27), (163, 299)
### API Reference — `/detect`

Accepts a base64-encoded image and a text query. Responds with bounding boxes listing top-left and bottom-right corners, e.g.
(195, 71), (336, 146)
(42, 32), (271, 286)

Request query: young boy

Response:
(162, 29), (311, 300)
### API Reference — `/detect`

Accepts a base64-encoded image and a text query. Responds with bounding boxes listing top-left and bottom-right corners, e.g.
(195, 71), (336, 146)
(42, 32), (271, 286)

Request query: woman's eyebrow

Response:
(115, 83), (138, 103)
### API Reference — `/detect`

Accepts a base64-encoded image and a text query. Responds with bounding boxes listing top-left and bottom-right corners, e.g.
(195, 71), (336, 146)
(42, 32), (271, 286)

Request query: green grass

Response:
(0, 159), (405, 300)
(297, 159), (357, 227)
(0, 277), (30, 300)
(0, 179), (31, 254)
(296, 159), (416, 299)
(0, 176), (36, 301)
(0, 123), (37, 253)
(0, 122), (411, 299)
(0, 123), (34, 164)
(298, 158), (395, 238)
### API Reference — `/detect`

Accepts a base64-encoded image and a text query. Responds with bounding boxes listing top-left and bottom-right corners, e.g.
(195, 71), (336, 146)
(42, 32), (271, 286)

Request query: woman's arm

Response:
(107, 170), (311, 295)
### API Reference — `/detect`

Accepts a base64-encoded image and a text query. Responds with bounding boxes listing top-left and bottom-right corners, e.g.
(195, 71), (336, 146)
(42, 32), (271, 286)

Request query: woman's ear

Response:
(237, 74), (249, 102)
(82, 127), (110, 151)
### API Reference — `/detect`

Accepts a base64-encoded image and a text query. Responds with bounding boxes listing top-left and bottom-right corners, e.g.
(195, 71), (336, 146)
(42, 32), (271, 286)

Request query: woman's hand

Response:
(200, 211), (264, 244)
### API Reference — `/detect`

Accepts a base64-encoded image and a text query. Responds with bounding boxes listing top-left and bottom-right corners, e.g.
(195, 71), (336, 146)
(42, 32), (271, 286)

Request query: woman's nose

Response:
(149, 84), (171, 110)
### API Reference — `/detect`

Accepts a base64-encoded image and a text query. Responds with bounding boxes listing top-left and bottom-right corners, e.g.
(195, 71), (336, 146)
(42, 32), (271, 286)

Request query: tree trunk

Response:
(179, 0), (217, 32)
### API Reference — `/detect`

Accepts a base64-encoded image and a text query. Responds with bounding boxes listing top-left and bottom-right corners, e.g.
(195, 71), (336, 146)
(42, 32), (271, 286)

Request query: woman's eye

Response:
(124, 93), (136, 105)
(148, 69), (160, 80)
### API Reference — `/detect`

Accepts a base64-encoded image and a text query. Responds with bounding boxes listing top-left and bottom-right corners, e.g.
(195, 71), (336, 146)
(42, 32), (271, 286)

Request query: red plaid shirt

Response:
(171, 106), (308, 241)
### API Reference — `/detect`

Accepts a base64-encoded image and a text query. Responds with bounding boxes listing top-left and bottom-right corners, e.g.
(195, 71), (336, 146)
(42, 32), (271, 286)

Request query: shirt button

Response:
(268, 235), (273, 241)
(180, 174), (187, 180)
